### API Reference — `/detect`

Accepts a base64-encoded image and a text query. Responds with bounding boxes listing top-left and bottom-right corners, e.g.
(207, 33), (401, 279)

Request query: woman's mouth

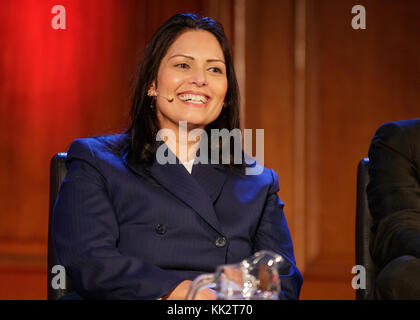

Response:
(177, 92), (210, 107)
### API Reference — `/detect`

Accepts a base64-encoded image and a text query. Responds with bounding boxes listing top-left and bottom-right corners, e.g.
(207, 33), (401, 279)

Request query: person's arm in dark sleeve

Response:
(367, 122), (420, 269)
(252, 169), (303, 300)
(52, 139), (187, 299)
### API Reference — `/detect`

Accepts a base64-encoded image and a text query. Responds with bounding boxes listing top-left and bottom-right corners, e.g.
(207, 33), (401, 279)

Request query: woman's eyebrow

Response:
(169, 54), (225, 64)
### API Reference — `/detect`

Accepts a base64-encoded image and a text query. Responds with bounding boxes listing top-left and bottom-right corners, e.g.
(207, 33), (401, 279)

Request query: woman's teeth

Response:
(179, 94), (208, 104)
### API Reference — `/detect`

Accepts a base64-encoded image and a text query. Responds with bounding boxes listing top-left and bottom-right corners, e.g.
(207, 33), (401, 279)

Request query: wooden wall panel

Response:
(245, 0), (296, 243)
(244, 0), (420, 299)
(302, 0), (420, 298)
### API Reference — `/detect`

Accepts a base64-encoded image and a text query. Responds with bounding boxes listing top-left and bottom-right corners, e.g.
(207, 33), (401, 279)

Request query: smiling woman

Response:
(127, 13), (241, 169)
(149, 30), (228, 162)
(51, 13), (303, 300)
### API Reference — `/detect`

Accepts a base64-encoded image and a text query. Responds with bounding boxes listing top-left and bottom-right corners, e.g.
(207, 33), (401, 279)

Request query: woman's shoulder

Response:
(66, 133), (129, 163)
(231, 153), (278, 189)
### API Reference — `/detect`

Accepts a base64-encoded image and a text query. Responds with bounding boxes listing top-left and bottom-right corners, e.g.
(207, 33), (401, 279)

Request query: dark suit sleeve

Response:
(367, 122), (420, 269)
(252, 169), (303, 300)
(52, 139), (187, 299)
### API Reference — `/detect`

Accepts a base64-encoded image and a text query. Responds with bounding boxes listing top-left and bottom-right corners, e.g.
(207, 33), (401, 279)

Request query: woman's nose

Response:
(188, 70), (207, 87)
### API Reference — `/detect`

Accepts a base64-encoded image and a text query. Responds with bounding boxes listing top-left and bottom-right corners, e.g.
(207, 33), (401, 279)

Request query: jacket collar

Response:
(122, 143), (227, 233)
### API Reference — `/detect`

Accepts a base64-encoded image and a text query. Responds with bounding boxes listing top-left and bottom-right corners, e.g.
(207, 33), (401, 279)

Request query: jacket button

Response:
(155, 224), (166, 235)
(215, 236), (227, 248)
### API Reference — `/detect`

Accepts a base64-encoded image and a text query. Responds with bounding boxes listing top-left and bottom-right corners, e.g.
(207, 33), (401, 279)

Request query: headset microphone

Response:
(157, 93), (174, 102)
(148, 89), (174, 103)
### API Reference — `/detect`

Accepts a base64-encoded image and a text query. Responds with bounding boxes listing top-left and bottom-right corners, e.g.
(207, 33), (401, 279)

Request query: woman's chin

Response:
(174, 117), (210, 129)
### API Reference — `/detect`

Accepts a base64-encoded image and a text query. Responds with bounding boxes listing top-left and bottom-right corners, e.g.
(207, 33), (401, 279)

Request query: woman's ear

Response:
(147, 81), (157, 97)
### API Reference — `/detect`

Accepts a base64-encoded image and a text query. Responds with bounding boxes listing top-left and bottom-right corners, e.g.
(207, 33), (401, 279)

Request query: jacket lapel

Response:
(191, 161), (227, 204)
(122, 145), (226, 233)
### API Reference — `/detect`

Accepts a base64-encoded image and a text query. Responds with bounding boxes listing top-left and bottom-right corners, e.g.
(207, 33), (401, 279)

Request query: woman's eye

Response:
(175, 63), (190, 69)
(208, 67), (223, 74)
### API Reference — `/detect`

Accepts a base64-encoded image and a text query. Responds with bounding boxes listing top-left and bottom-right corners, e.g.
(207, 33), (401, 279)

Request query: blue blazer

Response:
(52, 134), (303, 299)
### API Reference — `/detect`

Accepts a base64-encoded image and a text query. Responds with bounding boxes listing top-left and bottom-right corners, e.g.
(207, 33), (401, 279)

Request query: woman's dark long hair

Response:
(120, 13), (244, 170)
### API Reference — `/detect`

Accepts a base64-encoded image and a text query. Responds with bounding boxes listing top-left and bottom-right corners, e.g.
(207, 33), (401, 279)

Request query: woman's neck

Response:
(160, 125), (202, 163)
